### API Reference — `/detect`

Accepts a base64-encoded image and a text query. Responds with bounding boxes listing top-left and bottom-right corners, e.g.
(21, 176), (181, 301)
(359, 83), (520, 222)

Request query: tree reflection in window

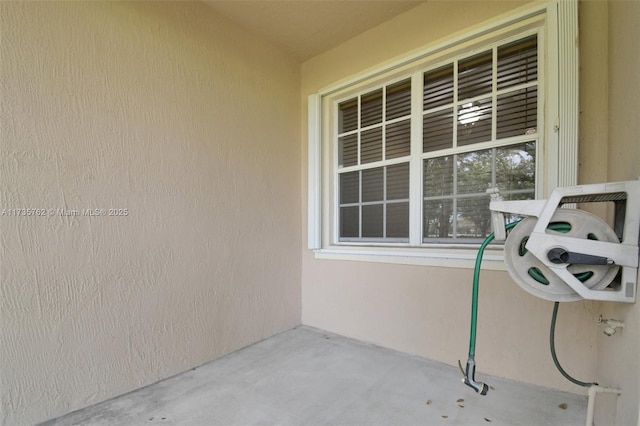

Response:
(423, 142), (535, 241)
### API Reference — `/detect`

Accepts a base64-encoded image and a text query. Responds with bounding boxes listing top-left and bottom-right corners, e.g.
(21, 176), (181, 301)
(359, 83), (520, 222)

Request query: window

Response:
(308, 1), (578, 265)
(422, 36), (538, 243)
(337, 80), (412, 242)
(335, 36), (538, 244)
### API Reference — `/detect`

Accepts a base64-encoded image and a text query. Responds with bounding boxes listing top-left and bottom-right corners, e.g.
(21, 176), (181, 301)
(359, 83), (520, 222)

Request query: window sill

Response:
(312, 245), (508, 270)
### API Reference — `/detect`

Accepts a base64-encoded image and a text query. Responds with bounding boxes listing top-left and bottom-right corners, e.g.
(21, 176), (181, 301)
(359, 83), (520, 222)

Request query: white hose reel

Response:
(489, 180), (640, 303)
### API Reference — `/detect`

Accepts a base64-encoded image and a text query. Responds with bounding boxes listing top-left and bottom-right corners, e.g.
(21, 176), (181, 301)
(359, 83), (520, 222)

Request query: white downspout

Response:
(586, 385), (622, 426)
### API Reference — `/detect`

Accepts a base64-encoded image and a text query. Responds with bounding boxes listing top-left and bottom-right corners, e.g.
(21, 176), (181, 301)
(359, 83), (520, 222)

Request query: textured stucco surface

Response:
(593, 1), (640, 424)
(0, 2), (301, 424)
(300, 0), (605, 396)
(2, 0), (638, 424)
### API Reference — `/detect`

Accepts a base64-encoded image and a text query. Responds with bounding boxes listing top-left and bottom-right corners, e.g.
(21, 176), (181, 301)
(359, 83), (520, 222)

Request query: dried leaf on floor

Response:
(456, 398), (464, 403)
(559, 403), (568, 410)
(441, 415), (448, 419)
(425, 399), (432, 405)
(484, 418), (492, 422)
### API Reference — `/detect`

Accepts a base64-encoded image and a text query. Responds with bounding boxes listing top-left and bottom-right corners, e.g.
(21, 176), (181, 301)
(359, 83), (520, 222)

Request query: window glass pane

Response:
(361, 89), (383, 127)
(457, 150), (492, 194)
(338, 134), (357, 167)
(495, 142), (536, 192)
(387, 163), (410, 200)
(362, 167), (384, 202)
(424, 156), (454, 197)
(458, 50), (492, 100)
(424, 64), (454, 109)
(504, 192), (535, 202)
(386, 79), (411, 120)
(498, 35), (537, 90)
(362, 204), (383, 237)
(338, 98), (358, 133)
(361, 127), (382, 164)
(457, 197), (491, 238)
(385, 120), (411, 159)
(339, 171), (359, 204)
(386, 202), (409, 238)
(457, 97), (492, 146)
(497, 88), (537, 138)
(423, 199), (453, 238)
(423, 108), (453, 152)
(340, 206), (359, 238)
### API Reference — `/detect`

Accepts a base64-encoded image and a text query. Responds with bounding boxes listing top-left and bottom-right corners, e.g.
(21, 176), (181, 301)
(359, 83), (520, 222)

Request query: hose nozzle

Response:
(458, 358), (489, 395)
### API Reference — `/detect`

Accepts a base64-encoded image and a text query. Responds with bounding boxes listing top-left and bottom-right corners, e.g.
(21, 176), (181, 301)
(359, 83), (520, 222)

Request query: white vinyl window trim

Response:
(307, 0), (578, 269)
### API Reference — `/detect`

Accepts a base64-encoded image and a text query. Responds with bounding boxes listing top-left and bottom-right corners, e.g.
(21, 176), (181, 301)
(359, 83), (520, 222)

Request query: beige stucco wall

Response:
(593, 1), (640, 425)
(301, 0), (617, 399)
(0, 2), (301, 424)
(2, 0), (637, 424)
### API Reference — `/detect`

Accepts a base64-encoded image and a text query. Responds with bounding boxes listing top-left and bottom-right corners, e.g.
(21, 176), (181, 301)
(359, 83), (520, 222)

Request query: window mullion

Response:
(357, 96), (362, 239)
(357, 97), (362, 165)
(452, 59), (459, 240)
(453, 60), (459, 149)
(491, 148), (497, 189)
(383, 167), (387, 238)
(382, 86), (387, 161)
(409, 72), (423, 246)
(491, 46), (497, 142)
(358, 170), (362, 238)
(452, 154), (458, 239)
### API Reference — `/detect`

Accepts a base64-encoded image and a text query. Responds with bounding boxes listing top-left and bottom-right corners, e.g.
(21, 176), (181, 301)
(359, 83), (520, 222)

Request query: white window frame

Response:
(308, 0), (578, 269)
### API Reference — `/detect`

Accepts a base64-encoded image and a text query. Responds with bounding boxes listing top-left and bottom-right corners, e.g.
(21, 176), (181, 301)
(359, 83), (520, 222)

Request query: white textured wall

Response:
(301, 0), (603, 395)
(0, 2), (301, 424)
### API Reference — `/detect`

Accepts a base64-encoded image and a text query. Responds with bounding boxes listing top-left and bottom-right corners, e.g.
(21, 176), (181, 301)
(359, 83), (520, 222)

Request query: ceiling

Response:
(203, 1), (425, 62)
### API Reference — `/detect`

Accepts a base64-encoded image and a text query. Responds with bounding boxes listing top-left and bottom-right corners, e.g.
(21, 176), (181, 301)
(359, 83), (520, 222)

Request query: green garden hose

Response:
(462, 219), (596, 394)
(460, 221), (519, 394)
(468, 221), (520, 357)
(550, 301), (596, 387)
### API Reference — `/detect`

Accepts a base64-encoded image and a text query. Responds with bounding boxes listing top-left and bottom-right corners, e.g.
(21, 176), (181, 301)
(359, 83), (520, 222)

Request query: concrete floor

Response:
(44, 326), (587, 426)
